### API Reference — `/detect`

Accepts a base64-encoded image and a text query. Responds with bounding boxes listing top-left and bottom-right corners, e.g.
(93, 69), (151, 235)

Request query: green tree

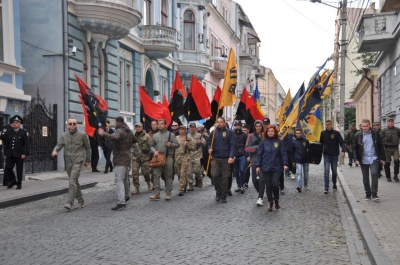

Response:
(351, 52), (378, 76)
(344, 107), (356, 130)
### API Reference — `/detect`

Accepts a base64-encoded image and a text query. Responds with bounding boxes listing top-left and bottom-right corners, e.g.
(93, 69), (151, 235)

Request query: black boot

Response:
(394, 160), (400, 182)
(110, 165), (113, 172)
(267, 202), (273, 212)
(385, 162), (392, 182)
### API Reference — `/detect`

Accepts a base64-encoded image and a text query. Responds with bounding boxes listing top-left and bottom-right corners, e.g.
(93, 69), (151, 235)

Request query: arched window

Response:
(183, 10), (195, 50)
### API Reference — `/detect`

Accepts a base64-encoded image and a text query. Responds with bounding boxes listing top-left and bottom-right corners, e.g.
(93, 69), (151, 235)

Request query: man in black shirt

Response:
(319, 120), (346, 194)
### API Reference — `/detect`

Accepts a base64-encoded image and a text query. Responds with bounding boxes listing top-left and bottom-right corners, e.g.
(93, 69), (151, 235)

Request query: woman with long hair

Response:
(255, 124), (288, 212)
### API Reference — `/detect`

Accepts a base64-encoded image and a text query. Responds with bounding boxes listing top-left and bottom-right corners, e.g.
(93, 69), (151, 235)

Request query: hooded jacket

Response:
(245, 120), (263, 164)
(103, 122), (136, 167)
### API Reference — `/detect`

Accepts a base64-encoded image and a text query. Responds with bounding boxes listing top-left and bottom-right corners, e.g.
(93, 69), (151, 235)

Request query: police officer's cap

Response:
(387, 117), (394, 121)
(10, 115), (23, 124)
(179, 125), (186, 130)
(189, 122), (196, 128)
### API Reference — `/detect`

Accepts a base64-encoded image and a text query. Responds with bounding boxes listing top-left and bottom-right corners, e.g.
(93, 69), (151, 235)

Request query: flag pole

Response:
(205, 104), (222, 176)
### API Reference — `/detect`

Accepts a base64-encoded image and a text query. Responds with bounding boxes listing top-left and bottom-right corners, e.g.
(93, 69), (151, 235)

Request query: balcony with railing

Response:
(176, 50), (213, 81)
(70, 0), (142, 44)
(138, 25), (178, 58)
(239, 46), (255, 59)
(357, 12), (399, 52)
(256, 65), (266, 77)
(381, 0), (400, 12)
(210, 57), (228, 79)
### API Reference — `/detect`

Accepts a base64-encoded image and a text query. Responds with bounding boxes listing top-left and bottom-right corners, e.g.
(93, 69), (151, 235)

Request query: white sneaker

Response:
(256, 198), (263, 207)
(290, 175), (295, 180)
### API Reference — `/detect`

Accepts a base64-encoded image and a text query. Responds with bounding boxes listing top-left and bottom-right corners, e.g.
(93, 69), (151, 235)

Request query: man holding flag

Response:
(207, 48), (237, 203)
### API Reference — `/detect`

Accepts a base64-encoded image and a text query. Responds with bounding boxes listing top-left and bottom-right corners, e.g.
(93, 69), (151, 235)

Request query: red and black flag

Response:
(162, 95), (169, 109)
(184, 75), (212, 122)
(76, 75), (108, 137)
(169, 71), (186, 125)
(235, 87), (249, 121)
(139, 86), (171, 131)
(204, 86), (223, 131)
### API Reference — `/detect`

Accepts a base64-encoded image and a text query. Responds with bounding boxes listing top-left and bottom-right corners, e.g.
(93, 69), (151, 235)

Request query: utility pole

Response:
(332, 5), (341, 129)
(339, 0), (347, 165)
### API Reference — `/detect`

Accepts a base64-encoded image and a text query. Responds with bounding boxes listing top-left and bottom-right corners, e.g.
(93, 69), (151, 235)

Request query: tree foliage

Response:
(344, 107), (356, 130)
(351, 52), (378, 76)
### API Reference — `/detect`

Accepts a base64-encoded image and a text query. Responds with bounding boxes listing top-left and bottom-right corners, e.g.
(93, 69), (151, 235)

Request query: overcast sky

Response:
(234, 0), (340, 94)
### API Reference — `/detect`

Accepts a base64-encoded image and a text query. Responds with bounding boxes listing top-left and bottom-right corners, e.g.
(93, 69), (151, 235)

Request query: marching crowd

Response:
(2, 114), (398, 213)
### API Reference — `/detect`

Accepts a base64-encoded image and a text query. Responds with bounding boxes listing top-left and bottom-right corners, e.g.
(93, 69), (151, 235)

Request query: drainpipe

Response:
(62, 0), (68, 129)
(363, 68), (374, 123)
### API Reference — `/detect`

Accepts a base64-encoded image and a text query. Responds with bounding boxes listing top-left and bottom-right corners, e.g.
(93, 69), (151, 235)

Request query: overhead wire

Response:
(21, 39), (63, 55)
(282, 0), (334, 36)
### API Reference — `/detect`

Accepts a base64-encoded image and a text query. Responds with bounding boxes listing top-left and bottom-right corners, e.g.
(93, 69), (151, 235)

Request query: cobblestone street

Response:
(1, 163), (367, 265)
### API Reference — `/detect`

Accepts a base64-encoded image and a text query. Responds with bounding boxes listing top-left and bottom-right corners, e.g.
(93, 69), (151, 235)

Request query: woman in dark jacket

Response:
(255, 124), (288, 212)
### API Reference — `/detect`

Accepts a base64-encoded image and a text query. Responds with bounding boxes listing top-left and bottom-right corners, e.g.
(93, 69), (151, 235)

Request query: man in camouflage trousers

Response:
(149, 119), (179, 201)
(176, 125), (195, 196)
(381, 117), (400, 182)
(345, 124), (358, 167)
(188, 122), (206, 188)
(132, 122), (153, 195)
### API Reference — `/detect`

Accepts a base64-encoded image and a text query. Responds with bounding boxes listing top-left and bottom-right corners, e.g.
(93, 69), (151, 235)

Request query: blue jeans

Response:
(323, 155), (338, 189)
(234, 155), (247, 188)
(296, 163), (309, 187)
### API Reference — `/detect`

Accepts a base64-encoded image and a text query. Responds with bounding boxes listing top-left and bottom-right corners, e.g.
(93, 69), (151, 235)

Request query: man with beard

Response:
(149, 119), (179, 201)
(208, 117), (236, 203)
(98, 117), (137, 210)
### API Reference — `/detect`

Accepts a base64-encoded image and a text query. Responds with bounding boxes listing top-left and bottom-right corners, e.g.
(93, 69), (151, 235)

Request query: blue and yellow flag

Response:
(301, 105), (323, 142)
(278, 89), (292, 125)
(253, 83), (264, 116)
(285, 83), (304, 118)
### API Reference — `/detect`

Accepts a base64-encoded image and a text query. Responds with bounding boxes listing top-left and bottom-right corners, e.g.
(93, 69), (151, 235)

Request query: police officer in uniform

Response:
(3, 115), (29, 189)
(380, 117), (400, 182)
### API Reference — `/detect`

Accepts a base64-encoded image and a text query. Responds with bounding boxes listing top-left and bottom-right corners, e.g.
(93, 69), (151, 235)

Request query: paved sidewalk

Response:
(0, 168), (114, 208)
(339, 161), (398, 264)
